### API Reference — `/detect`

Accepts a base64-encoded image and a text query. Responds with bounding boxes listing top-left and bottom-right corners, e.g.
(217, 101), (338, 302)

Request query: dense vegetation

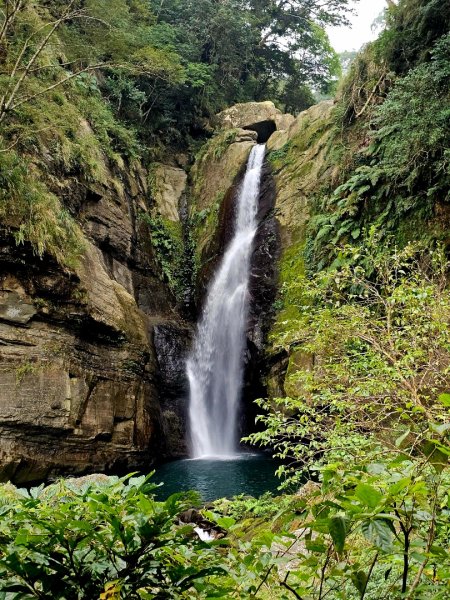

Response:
(307, 0), (450, 271)
(1, 0), (449, 598)
(0, 0), (347, 139)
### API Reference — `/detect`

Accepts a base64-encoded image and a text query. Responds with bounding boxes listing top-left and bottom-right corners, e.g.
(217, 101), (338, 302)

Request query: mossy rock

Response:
(268, 101), (337, 250)
(189, 128), (257, 269)
(269, 241), (306, 347)
(190, 128), (256, 213)
(284, 350), (314, 398)
(148, 163), (187, 222)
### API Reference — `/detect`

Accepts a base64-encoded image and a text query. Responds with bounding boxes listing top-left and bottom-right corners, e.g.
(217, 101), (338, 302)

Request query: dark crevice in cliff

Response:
(243, 120), (277, 143)
(178, 191), (198, 320)
(153, 323), (192, 459)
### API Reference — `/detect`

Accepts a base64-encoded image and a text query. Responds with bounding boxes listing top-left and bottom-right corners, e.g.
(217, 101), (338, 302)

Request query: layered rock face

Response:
(0, 148), (190, 483)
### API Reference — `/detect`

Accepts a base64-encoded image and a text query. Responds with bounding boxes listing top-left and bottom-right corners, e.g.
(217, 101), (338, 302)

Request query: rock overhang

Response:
(214, 101), (294, 143)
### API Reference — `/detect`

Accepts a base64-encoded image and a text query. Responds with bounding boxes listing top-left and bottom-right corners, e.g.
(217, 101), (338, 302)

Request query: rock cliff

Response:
(0, 140), (191, 483)
(265, 100), (341, 397)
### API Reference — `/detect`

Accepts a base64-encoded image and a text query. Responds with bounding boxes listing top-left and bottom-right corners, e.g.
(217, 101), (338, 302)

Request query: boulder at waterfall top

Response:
(214, 101), (295, 142)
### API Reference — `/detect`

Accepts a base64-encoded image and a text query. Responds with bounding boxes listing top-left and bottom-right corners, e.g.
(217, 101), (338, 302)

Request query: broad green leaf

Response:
(395, 429), (411, 448)
(423, 440), (449, 472)
(430, 422), (450, 436)
(361, 519), (393, 552)
(310, 518), (331, 533)
(256, 531), (275, 548)
(351, 569), (368, 595)
(215, 516), (236, 529)
(430, 545), (449, 558)
(355, 484), (383, 508)
(128, 475), (146, 488)
(329, 515), (348, 554)
(438, 393), (450, 407)
(389, 477), (411, 495)
(410, 551), (426, 564)
(305, 540), (327, 553)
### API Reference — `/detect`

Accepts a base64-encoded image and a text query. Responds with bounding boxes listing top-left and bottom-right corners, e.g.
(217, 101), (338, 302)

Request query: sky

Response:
(326, 0), (387, 53)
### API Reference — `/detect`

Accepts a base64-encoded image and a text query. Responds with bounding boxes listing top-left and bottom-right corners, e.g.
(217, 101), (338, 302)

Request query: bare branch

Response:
(0, 0), (24, 47)
(0, 1), (79, 118)
(7, 62), (107, 114)
(0, 0), (116, 122)
(355, 70), (388, 118)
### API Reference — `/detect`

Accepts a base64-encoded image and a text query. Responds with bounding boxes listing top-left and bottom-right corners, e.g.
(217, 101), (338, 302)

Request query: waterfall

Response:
(187, 143), (266, 458)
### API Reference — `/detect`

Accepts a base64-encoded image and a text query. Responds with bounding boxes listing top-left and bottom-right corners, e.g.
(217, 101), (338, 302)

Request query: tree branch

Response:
(405, 480), (439, 599)
(281, 579), (305, 599)
(355, 71), (387, 118)
(0, 0), (24, 47)
(0, 1), (84, 120)
(7, 62), (107, 115)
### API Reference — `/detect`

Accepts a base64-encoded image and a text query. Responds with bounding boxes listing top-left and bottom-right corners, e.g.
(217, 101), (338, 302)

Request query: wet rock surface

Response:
(153, 322), (192, 457)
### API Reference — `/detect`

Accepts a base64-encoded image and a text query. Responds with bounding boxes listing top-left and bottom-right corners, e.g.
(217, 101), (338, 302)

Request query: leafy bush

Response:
(213, 492), (291, 521)
(0, 475), (231, 599)
(243, 454), (450, 599)
(370, 33), (450, 205)
(241, 240), (450, 598)
(247, 240), (450, 485)
(335, 42), (390, 126)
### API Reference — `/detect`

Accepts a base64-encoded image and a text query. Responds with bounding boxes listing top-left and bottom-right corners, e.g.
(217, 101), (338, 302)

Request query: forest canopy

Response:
(0, 0), (351, 148)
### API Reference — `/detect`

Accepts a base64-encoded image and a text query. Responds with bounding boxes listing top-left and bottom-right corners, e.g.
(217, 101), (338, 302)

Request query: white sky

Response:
(327, 0), (387, 53)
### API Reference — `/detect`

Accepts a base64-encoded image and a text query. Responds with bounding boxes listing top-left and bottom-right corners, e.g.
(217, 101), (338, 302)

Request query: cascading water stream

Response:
(187, 143), (266, 458)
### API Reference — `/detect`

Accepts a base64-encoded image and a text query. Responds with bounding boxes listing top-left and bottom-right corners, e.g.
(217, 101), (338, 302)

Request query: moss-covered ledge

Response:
(188, 128), (257, 270)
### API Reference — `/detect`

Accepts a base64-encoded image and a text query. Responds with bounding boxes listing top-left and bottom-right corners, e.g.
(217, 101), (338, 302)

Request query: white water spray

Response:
(187, 144), (266, 458)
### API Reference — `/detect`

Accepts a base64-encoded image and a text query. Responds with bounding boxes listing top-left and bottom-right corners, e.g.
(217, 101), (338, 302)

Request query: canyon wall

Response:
(0, 100), (298, 483)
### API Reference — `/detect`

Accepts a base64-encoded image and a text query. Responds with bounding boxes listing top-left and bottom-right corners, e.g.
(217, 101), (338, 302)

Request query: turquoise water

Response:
(154, 453), (280, 501)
